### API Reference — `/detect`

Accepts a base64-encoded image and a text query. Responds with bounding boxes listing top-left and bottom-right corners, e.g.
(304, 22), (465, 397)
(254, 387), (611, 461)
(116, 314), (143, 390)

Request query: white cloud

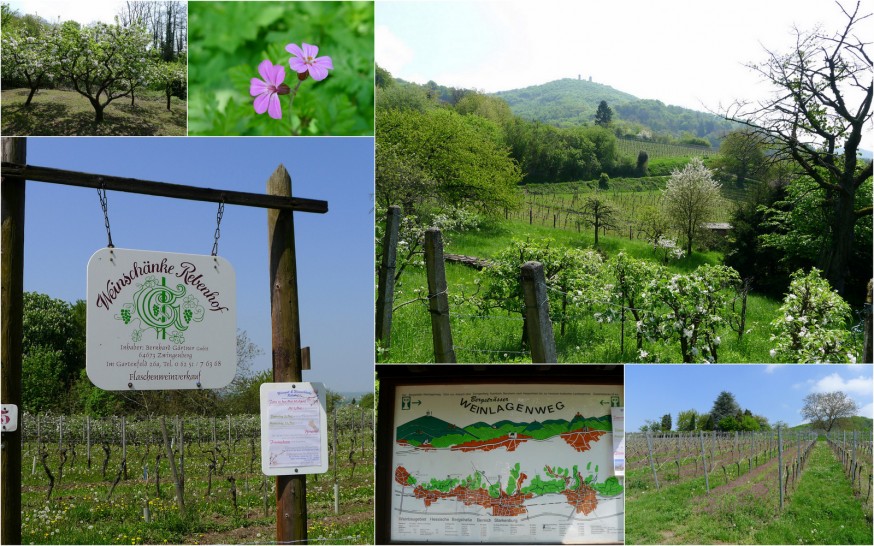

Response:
(376, 24), (415, 76)
(859, 402), (874, 419)
(764, 365), (781, 374)
(810, 372), (873, 396)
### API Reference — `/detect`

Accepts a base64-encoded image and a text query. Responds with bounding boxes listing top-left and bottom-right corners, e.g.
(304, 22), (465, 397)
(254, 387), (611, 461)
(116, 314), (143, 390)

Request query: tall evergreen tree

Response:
(594, 100), (613, 126)
(710, 391), (741, 426)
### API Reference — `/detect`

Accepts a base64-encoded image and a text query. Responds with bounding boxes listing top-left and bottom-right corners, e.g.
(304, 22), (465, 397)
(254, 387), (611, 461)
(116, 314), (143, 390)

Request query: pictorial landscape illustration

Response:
(390, 384), (624, 543)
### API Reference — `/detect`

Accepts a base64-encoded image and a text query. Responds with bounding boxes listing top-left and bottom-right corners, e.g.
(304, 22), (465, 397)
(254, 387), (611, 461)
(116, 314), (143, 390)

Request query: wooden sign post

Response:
(1, 137), (25, 546)
(267, 164), (308, 544)
(0, 137), (328, 545)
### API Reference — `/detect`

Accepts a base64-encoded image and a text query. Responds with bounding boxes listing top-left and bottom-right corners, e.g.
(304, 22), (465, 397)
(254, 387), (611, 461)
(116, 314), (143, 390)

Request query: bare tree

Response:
(801, 391), (858, 432)
(724, 0), (872, 295)
(576, 195), (618, 246)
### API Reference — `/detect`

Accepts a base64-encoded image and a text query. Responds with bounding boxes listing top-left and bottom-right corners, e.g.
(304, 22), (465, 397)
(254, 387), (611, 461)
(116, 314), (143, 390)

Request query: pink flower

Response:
(250, 60), (289, 119)
(286, 42), (333, 81)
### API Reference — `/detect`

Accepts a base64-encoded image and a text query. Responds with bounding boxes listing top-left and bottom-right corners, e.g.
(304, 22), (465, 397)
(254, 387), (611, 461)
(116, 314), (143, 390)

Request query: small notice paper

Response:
(260, 382), (328, 476)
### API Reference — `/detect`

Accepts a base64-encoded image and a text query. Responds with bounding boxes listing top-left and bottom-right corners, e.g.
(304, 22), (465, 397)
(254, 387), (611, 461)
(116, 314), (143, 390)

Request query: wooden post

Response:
(424, 228), (455, 363)
(1, 136), (25, 546)
(333, 408), (339, 515)
(121, 415), (127, 479)
(375, 206), (401, 355)
(864, 279), (872, 363)
(520, 261), (557, 363)
(86, 416), (91, 469)
(160, 416), (185, 517)
(777, 426), (784, 510)
(267, 164), (308, 545)
(699, 430), (710, 493)
(646, 431), (659, 490)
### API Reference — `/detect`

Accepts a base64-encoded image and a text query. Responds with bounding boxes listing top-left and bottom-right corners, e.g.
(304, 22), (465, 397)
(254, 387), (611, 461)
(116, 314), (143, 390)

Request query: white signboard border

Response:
(260, 381), (329, 476)
(86, 247), (237, 391)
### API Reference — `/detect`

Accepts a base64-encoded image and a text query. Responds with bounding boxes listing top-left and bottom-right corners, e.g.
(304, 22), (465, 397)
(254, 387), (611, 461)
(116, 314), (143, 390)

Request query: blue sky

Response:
(377, 0), (869, 145)
(625, 365), (874, 431)
(20, 137), (374, 394)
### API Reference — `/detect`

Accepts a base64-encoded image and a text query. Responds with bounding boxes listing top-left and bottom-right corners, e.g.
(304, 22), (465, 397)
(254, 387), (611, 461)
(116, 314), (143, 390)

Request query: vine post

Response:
(699, 430), (710, 494)
(646, 431), (659, 490)
(777, 426), (784, 510)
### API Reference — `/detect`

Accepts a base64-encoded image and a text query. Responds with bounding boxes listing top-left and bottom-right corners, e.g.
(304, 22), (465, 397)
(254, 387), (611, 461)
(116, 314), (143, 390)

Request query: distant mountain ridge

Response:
(493, 78), (735, 146)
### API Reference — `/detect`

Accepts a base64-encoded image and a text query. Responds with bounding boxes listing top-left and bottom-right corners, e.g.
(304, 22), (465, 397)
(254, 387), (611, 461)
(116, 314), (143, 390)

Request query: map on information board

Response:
(391, 384), (624, 544)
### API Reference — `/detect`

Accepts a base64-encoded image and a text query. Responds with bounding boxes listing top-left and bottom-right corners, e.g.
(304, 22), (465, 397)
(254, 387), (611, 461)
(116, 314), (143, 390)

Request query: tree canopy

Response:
(724, 0), (873, 296)
(801, 391), (858, 432)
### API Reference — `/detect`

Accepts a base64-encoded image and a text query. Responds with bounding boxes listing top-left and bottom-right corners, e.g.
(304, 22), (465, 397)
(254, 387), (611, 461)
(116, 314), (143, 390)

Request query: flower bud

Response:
(297, 71), (309, 81)
(276, 83), (291, 95)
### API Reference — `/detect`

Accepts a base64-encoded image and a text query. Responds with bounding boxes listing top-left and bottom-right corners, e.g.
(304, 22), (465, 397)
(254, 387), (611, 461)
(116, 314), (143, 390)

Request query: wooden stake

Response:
(520, 261), (557, 363)
(1, 136), (25, 546)
(375, 206), (401, 355)
(424, 228), (456, 363)
(267, 164), (308, 545)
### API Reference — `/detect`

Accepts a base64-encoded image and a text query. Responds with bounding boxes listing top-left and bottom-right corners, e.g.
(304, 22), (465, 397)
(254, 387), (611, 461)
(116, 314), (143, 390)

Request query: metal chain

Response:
(96, 181), (114, 248)
(211, 200), (225, 256)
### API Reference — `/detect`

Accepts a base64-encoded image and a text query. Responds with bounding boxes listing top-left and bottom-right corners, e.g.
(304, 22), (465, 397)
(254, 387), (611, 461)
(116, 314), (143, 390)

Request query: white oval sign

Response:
(86, 247), (237, 390)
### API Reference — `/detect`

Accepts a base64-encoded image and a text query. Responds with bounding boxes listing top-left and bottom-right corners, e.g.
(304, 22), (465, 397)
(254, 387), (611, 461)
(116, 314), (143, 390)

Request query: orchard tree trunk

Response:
(24, 87), (38, 107)
(91, 100), (105, 123)
(819, 188), (857, 295)
(166, 90), (171, 111)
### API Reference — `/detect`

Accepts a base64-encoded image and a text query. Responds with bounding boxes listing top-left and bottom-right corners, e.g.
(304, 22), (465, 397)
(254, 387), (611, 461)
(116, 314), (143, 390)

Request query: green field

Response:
(1, 88), (186, 136)
(625, 441), (872, 544)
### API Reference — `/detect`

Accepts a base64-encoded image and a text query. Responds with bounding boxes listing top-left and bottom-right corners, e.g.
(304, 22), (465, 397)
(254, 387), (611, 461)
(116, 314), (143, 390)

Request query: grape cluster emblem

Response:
(115, 276), (205, 343)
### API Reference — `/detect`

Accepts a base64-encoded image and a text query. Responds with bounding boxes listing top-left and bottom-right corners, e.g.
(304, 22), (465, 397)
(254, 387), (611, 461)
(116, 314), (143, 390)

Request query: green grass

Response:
(20, 425), (373, 544)
(626, 441), (872, 544)
(383, 217), (782, 363)
(1, 88), (186, 136)
(754, 442), (873, 545)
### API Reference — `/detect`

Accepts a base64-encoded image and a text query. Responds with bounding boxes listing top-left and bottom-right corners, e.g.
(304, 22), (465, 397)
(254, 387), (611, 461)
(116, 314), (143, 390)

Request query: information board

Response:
(260, 382), (329, 476)
(390, 384), (624, 544)
(86, 248), (237, 390)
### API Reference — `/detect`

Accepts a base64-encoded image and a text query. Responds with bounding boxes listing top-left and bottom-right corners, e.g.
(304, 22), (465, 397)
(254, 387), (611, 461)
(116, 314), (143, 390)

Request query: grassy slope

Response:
(1, 88), (186, 136)
(386, 218), (779, 363)
(626, 441), (872, 544)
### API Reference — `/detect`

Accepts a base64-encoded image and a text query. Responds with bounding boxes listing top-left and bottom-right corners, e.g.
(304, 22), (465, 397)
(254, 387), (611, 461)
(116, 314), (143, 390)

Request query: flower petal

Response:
(253, 92), (270, 114)
(257, 59), (273, 82)
(289, 57), (309, 73)
(250, 78), (268, 97)
(285, 42), (304, 58)
(307, 63), (328, 81)
(302, 43), (318, 58)
(314, 55), (333, 70)
(269, 63), (285, 86)
(267, 93), (282, 119)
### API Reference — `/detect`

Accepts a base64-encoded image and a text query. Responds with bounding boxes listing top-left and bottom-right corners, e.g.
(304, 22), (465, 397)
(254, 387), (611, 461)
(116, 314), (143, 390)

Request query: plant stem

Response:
(288, 80), (304, 136)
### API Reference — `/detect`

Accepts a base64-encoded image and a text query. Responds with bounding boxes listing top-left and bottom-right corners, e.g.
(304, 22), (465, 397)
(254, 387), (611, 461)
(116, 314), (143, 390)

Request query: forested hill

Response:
(493, 78), (735, 146)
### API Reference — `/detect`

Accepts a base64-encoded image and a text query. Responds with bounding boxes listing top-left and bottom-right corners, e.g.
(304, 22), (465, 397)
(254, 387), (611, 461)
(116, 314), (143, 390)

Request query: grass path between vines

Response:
(625, 441), (872, 544)
(753, 441), (872, 545)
